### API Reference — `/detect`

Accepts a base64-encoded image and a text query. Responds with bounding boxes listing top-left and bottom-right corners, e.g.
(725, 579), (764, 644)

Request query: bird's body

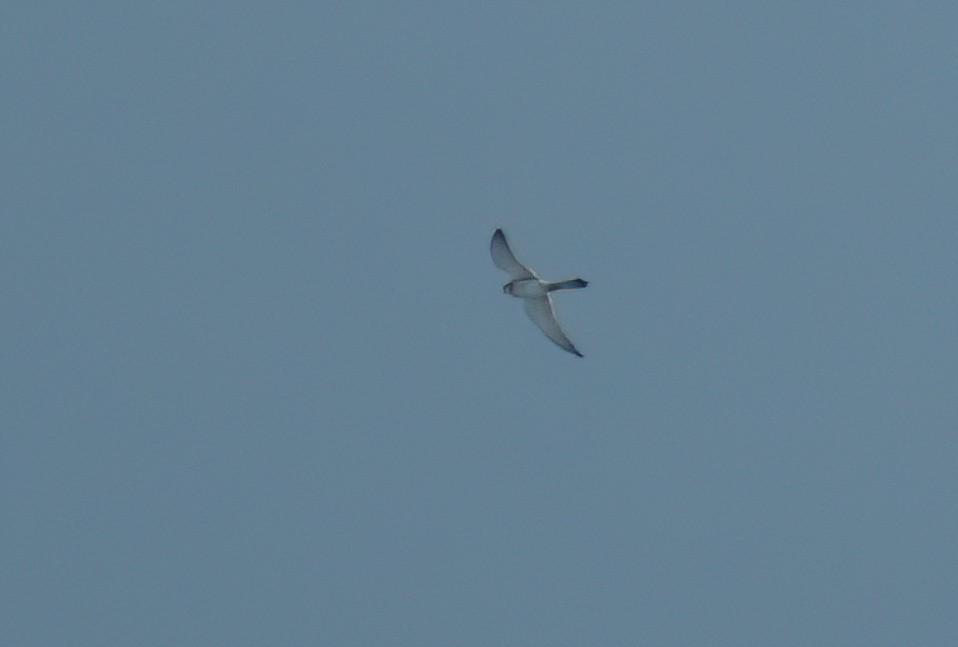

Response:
(490, 228), (588, 357)
(504, 278), (588, 298)
(504, 278), (548, 298)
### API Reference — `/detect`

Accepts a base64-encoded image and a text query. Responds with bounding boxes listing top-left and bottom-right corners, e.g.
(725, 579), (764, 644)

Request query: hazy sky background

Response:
(3, 3), (957, 645)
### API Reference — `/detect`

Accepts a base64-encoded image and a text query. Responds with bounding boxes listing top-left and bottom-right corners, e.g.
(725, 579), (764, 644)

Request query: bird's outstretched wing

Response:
(490, 229), (535, 279)
(522, 296), (583, 357)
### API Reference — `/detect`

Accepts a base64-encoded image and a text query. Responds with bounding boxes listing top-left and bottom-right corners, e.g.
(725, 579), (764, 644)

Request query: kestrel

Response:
(490, 228), (588, 357)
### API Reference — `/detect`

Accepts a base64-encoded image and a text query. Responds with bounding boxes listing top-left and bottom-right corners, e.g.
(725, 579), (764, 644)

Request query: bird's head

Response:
(502, 282), (513, 295)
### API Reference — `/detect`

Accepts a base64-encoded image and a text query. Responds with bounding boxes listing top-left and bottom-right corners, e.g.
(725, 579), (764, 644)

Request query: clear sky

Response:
(3, 3), (957, 645)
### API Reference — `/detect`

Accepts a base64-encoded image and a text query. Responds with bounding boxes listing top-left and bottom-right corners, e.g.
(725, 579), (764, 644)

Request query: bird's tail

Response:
(546, 278), (588, 291)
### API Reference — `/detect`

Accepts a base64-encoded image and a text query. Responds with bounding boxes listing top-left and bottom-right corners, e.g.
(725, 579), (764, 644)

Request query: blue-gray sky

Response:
(3, 3), (957, 645)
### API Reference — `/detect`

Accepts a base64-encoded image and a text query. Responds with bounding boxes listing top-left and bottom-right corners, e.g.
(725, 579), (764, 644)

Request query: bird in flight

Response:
(490, 228), (588, 357)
